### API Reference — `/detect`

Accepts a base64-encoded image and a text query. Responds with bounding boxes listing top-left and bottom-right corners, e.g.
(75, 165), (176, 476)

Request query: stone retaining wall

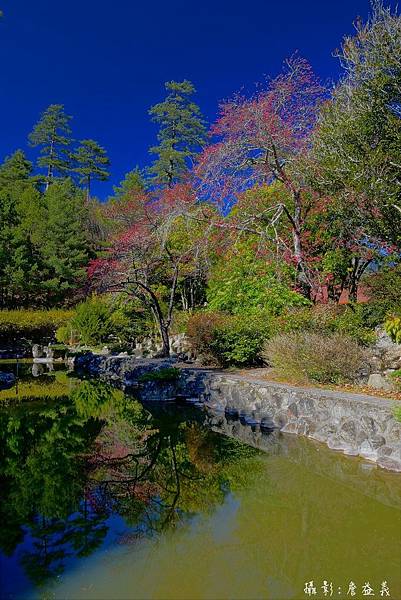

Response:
(74, 353), (401, 472)
(196, 372), (401, 472)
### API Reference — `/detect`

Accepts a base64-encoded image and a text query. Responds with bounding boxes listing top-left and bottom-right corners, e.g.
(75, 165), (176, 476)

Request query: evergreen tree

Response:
(29, 104), (72, 189)
(148, 80), (206, 187)
(72, 139), (110, 200)
(0, 150), (32, 185)
(41, 179), (91, 303)
(0, 151), (47, 306)
(111, 166), (145, 201)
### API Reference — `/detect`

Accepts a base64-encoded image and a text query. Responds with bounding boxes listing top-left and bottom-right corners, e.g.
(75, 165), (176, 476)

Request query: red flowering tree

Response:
(88, 183), (211, 356)
(196, 57), (325, 297)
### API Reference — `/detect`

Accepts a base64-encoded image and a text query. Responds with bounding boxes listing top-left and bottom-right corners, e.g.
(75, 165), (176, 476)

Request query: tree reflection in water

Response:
(0, 378), (261, 588)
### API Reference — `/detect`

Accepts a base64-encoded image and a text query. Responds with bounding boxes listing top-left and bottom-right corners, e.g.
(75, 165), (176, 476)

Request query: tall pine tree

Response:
(29, 104), (72, 189)
(148, 80), (206, 187)
(72, 139), (110, 200)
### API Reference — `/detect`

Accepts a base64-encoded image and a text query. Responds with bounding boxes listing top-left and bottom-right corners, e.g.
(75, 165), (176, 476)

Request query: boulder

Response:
(367, 373), (396, 391)
(32, 344), (44, 358)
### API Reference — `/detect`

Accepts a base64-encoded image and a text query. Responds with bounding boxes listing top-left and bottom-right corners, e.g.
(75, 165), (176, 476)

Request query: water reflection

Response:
(0, 377), (261, 595)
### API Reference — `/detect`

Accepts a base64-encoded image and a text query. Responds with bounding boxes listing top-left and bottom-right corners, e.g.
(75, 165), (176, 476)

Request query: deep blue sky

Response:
(1, 0), (374, 200)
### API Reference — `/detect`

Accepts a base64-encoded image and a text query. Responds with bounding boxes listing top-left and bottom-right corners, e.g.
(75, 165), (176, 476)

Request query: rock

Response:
(32, 344), (44, 358)
(281, 421), (298, 434)
(377, 445), (393, 457)
(377, 456), (401, 472)
(359, 440), (378, 461)
(44, 345), (54, 359)
(370, 434), (386, 449)
(0, 371), (15, 390)
(367, 373), (396, 391)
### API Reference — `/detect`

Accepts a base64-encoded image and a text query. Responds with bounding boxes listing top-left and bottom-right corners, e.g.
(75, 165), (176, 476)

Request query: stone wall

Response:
(196, 373), (401, 472)
(205, 411), (401, 509)
(74, 353), (401, 472)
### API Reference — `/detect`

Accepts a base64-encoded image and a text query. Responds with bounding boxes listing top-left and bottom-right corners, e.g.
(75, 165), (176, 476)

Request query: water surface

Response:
(0, 362), (400, 600)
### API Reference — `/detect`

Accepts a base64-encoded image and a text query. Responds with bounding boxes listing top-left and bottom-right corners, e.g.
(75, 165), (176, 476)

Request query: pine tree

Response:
(148, 80), (206, 187)
(111, 167), (145, 201)
(72, 139), (110, 200)
(29, 104), (72, 189)
(0, 151), (47, 306)
(41, 179), (91, 303)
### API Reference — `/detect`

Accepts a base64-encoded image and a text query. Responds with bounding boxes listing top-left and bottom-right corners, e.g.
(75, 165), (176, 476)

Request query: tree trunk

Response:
(160, 322), (170, 357)
(86, 175), (91, 202)
(292, 190), (311, 300)
(348, 257), (360, 303)
(45, 132), (55, 191)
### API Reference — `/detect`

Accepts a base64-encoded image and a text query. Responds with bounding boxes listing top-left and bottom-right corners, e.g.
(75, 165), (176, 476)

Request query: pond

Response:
(0, 361), (400, 600)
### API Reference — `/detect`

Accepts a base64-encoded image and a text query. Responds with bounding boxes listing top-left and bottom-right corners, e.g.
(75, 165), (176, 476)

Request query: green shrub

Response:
(384, 314), (401, 344)
(187, 311), (270, 367)
(108, 298), (153, 348)
(271, 303), (377, 346)
(207, 246), (310, 317)
(329, 305), (377, 346)
(56, 296), (154, 349)
(70, 296), (114, 346)
(139, 367), (181, 382)
(263, 331), (369, 384)
(0, 309), (73, 341)
(210, 317), (269, 367)
(270, 306), (314, 335)
(55, 323), (80, 345)
(356, 300), (393, 329)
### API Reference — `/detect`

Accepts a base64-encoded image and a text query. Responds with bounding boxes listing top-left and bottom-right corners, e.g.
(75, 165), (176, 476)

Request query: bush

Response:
(384, 314), (401, 344)
(69, 296), (114, 346)
(364, 265), (401, 309)
(263, 331), (369, 384)
(55, 323), (80, 345)
(356, 300), (393, 329)
(329, 305), (377, 345)
(187, 311), (270, 367)
(56, 296), (154, 349)
(207, 245), (310, 317)
(271, 303), (377, 346)
(186, 311), (229, 360)
(209, 317), (269, 367)
(171, 311), (191, 335)
(107, 299), (153, 350)
(0, 309), (73, 342)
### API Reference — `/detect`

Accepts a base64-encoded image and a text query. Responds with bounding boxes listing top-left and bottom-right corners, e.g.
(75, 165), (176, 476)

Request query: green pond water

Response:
(0, 361), (400, 600)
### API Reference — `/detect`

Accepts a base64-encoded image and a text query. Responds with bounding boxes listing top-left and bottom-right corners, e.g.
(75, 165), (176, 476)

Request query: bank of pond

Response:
(0, 361), (400, 600)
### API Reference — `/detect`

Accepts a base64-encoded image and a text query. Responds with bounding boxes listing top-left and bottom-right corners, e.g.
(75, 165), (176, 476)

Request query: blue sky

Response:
(0, 0), (375, 199)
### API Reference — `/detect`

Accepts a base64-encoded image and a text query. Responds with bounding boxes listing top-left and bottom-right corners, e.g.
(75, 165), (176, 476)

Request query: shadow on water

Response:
(0, 364), (400, 600)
